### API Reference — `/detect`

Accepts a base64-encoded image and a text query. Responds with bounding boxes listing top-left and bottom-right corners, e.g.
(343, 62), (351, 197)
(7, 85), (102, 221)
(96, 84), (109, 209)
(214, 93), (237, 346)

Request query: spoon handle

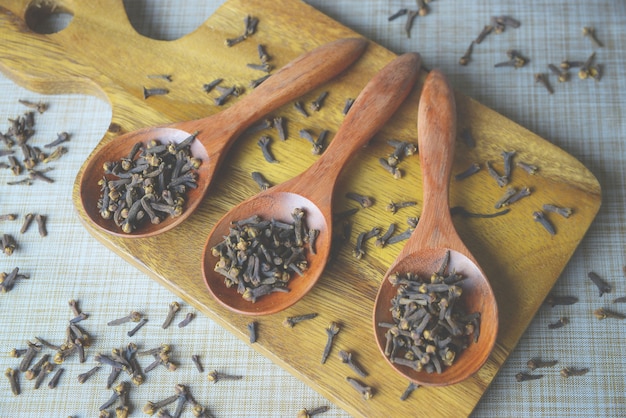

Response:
(177, 38), (367, 144)
(415, 70), (458, 247)
(293, 53), (421, 197)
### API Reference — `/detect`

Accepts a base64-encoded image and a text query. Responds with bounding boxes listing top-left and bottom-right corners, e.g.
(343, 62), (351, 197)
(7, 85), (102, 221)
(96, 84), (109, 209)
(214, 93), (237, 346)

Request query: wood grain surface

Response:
(0, 0), (601, 416)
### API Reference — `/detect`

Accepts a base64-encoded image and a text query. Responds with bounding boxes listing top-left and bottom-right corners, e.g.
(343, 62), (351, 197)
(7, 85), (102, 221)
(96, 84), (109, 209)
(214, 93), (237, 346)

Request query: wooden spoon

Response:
(77, 37), (367, 238)
(201, 53), (421, 315)
(372, 70), (499, 386)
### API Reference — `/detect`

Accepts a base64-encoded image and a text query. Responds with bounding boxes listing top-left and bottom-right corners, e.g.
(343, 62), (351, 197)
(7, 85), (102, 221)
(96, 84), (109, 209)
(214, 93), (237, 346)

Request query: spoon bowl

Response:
(202, 53), (422, 315)
(373, 70), (499, 386)
(77, 38), (368, 238)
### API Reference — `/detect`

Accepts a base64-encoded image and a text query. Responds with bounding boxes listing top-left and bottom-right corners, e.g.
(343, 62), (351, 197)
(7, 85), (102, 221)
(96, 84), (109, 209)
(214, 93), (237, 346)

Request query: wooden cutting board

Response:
(0, 0), (601, 416)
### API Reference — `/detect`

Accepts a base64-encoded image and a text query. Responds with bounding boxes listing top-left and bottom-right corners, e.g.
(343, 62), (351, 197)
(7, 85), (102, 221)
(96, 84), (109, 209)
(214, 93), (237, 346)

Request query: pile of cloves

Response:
(211, 208), (318, 302)
(378, 252), (480, 374)
(98, 133), (201, 233)
(1, 100), (70, 185)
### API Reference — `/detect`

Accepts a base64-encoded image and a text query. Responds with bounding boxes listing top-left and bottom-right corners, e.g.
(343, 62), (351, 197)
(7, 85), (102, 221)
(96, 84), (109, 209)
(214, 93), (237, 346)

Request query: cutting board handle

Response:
(0, 1), (137, 99)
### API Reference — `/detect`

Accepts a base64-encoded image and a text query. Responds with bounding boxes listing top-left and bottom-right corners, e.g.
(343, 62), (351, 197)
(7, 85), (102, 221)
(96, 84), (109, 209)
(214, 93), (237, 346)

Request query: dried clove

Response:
(516, 161), (538, 175)
(77, 366), (101, 384)
(161, 301), (181, 329)
(202, 78), (222, 93)
(342, 98), (354, 115)
(2, 234), (17, 256)
(143, 394), (179, 415)
(283, 312), (318, 328)
(495, 50), (528, 69)
(548, 317), (569, 329)
(515, 372), (543, 382)
(475, 25), (493, 44)
(48, 367), (64, 389)
(485, 160), (508, 187)
(345, 192), (374, 208)
(404, 10), (419, 38)
(386, 201), (416, 214)
(207, 370), (243, 383)
(588, 271), (611, 297)
(247, 321), (257, 343)
(251, 171), (271, 191)
(379, 157), (402, 179)
(143, 87), (169, 99)
(459, 41), (474, 66)
(273, 116), (286, 141)
(107, 311), (142, 326)
(582, 26), (603, 48)
(593, 307), (625, 320)
(44, 132), (70, 148)
(548, 64), (571, 83)
(542, 204), (572, 218)
(388, 8), (408, 21)
(527, 359), (558, 370)
(534, 73), (554, 94)
(4, 368), (20, 395)
(297, 406), (330, 418)
(294, 101), (309, 117)
(560, 367), (589, 378)
(257, 135), (277, 163)
(177, 312), (195, 328)
(321, 322), (340, 364)
(338, 350), (367, 377)
(346, 376), (373, 400)
(544, 294), (578, 307)
(127, 318), (148, 337)
(400, 381), (420, 401)
(34, 214), (47, 237)
(310, 91), (328, 111)
(533, 211), (556, 236)
(375, 223), (396, 248)
(455, 163), (480, 181)
(191, 355), (204, 373)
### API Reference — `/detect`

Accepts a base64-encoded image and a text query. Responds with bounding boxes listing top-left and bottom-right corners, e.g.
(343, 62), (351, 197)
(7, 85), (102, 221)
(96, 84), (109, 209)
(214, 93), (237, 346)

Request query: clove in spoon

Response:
(201, 52), (422, 315)
(372, 70), (499, 386)
(77, 38), (368, 238)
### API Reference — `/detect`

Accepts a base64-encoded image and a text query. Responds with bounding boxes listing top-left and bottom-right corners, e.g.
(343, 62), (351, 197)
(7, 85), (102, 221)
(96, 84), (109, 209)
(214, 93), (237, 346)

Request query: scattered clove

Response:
(346, 376), (373, 400)
(588, 271), (611, 297)
(560, 367), (589, 378)
(515, 372), (543, 382)
(247, 321), (257, 343)
(544, 294), (578, 307)
(593, 307), (625, 320)
(107, 311), (142, 326)
(177, 312), (195, 328)
(338, 350), (367, 377)
(400, 381), (420, 401)
(345, 192), (374, 208)
(161, 301), (181, 329)
(207, 370), (243, 383)
(321, 322), (340, 364)
(548, 317), (569, 329)
(283, 313), (318, 328)
(527, 359), (558, 371)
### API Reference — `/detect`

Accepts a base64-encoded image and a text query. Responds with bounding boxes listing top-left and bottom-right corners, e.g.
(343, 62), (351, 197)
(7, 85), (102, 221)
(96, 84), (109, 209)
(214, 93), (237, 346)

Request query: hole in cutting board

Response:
(123, 0), (219, 41)
(25, 2), (73, 34)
